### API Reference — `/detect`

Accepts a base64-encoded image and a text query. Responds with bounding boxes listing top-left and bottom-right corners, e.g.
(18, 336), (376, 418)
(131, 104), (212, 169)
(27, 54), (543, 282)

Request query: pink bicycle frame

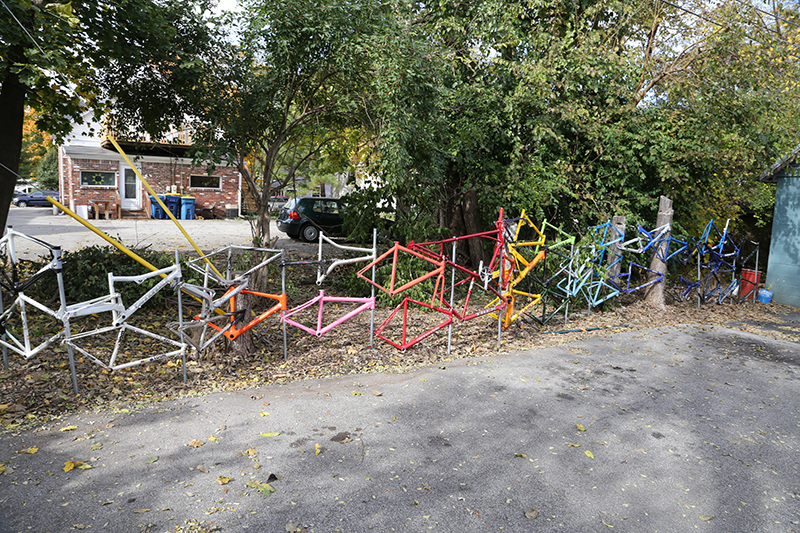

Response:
(282, 290), (375, 337)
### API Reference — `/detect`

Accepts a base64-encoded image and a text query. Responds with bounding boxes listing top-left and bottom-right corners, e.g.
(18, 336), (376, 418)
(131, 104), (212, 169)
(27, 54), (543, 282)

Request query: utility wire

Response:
(661, 0), (724, 27)
(0, 161), (26, 181)
(0, 0), (48, 57)
(741, 0), (800, 30)
(0, 0), (76, 95)
(659, 0), (800, 60)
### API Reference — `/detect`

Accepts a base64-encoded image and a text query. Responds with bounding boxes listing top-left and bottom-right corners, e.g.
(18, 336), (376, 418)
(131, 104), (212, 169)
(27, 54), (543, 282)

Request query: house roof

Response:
(100, 139), (194, 159)
(759, 143), (800, 183)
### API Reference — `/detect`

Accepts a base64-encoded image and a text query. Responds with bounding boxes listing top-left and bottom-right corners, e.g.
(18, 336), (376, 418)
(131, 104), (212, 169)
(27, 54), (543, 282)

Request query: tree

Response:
(181, 0), (385, 246)
(34, 146), (58, 190)
(359, 0), (800, 247)
(352, 0), (519, 262)
(18, 109), (50, 184)
(1, 0), (215, 231)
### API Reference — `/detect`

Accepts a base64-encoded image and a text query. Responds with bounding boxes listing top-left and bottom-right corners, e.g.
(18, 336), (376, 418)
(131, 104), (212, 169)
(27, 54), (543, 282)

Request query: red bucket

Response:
(740, 269), (761, 301)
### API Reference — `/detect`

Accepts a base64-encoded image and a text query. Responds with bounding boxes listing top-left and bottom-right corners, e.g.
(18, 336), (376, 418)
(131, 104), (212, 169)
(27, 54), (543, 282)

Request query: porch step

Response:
(121, 209), (150, 220)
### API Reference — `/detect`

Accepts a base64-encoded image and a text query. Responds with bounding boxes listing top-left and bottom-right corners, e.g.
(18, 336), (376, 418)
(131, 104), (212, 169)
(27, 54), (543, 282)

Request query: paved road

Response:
(5, 206), (287, 259)
(1, 322), (799, 532)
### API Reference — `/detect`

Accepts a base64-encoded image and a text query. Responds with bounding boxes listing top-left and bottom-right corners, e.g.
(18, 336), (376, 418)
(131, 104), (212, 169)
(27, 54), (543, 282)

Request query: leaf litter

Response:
(0, 278), (796, 430)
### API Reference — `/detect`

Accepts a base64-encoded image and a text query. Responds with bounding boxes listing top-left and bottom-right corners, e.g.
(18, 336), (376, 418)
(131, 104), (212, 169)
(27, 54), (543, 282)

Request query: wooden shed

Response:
(759, 143), (800, 307)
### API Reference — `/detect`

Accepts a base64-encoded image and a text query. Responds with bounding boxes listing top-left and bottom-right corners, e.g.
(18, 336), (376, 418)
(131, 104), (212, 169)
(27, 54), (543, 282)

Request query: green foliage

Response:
(181, 0), (385, 244)
(1, 246), (175, 311)
(1, 0), (217, 230)
(341, 186), (397, 244)
(61, 246), (173, 306)
(2, 0), (215, 141)
(747, 182), (777, 229)
(4, 0), (798, 246)
(35, 147), (59, 190)
(360, 0), (799, 242)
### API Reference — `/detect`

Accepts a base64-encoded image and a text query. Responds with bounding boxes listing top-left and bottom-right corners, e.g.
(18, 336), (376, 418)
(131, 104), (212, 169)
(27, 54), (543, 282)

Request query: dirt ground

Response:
(2, 278), (796, 431)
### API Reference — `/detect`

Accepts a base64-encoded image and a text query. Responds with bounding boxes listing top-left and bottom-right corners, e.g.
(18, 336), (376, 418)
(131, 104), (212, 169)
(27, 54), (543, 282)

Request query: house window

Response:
(190, 175), (221, 189)
(80, 171), (116, 187)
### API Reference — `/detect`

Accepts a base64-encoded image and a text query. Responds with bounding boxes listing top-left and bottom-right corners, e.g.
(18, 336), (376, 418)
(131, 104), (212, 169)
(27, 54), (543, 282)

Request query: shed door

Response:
(119, 165), (141, 210)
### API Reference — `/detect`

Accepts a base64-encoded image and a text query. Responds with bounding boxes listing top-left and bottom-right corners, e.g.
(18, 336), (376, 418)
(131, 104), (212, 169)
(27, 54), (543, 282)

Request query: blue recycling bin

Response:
(150, 195), (166, 219)
(180, 196), (196, 220)
(164, 194), (181, 218)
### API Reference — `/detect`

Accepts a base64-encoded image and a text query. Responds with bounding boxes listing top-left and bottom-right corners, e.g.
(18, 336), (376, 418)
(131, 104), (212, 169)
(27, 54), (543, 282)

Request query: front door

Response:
(119, 165), (141, 210)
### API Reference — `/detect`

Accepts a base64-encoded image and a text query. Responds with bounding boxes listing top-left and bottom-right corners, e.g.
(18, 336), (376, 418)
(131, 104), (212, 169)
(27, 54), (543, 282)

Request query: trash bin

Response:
(180, 196), (196, 220)
(157, 194), (167, 219)
(150, 195), (166, 219)
(164, 194), (181, 218)
(740, 269), (761, 302)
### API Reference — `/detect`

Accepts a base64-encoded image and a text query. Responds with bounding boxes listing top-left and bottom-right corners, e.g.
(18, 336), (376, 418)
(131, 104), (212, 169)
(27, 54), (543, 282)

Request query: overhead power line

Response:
(0, 0), (76, 95)
(659, 0), (800, 61)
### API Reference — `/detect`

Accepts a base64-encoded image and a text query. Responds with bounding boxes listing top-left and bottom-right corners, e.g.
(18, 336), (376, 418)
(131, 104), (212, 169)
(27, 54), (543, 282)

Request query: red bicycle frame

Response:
(374, 296), (453, 350)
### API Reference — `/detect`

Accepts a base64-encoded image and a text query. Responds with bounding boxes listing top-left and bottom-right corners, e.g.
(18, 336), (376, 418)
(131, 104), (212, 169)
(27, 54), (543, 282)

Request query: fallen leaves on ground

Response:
(259, 432), (280, 437)
(524, 508), (538, 520)
(0, 281), (796, 427)
(216, 476), (232, 485)
(63, 460), (91, 472)
(188, 439), (204, 448)
(246, 479), (275, 495)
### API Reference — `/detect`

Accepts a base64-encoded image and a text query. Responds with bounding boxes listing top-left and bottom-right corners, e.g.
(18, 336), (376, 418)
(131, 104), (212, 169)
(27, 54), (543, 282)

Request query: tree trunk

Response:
(0, 50), (28, 233)
(254, 197), (272, 247)
(229, 290), (255, 357)
(608, 215), (626, 279)
(643, 196), (673, 310)
(448, 202), (467, 239)
(461, 188), (486, 269)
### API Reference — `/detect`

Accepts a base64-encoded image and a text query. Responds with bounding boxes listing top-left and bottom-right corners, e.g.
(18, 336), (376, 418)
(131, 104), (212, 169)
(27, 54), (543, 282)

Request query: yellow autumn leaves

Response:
(576, 423), (593, 459)
(63, 460), (92, 472)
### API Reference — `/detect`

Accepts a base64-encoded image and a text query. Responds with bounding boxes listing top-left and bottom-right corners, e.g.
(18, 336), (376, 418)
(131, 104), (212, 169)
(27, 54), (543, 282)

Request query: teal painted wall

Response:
(766, 175), (800, 307)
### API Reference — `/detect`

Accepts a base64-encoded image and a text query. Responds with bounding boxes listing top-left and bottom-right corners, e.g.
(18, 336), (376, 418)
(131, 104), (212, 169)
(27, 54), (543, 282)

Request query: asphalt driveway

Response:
(1, 322), (798, 532)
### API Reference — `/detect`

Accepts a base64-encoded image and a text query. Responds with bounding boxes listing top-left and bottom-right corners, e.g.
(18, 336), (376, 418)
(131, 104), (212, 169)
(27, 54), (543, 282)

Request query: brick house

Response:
(58, 116), (241, 219)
